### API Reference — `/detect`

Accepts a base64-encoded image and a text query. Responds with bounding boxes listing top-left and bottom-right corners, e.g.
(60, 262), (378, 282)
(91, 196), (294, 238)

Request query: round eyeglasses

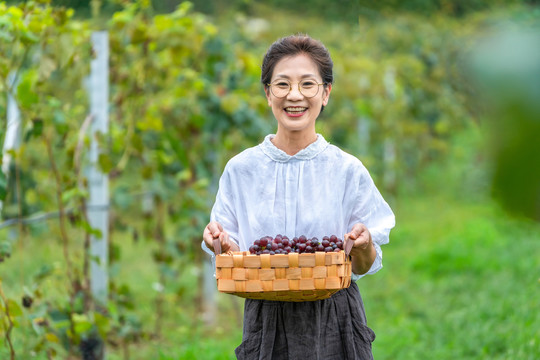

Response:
(267, 80), (326, 98)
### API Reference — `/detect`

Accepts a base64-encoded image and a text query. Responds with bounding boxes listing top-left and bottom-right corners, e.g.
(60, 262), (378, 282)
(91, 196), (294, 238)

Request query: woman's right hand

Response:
(203, 221), (239, 254)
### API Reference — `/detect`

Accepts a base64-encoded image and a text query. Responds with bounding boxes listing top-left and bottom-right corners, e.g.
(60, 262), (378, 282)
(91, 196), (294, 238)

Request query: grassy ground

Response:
(0, 218), (245, 359)
(362, 194), (540, 360)
(2, 191), (539, 359)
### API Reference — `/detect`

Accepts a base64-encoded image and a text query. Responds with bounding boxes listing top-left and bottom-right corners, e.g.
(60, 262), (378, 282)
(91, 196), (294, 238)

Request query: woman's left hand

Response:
(345, 223), (372, 255)
(345, 223), (376, 275)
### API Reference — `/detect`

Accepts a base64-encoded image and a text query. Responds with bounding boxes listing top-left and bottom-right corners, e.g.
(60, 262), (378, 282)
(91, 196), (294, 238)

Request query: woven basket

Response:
(215, 251), (352, 302)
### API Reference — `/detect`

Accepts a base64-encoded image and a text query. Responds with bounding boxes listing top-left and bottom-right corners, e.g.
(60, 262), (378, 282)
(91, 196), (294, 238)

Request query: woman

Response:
(202, 34), (395, 359)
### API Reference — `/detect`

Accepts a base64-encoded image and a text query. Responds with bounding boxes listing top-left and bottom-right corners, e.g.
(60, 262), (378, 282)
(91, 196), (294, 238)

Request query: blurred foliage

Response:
(7, 0), (540, 21)
(362, 192), (540, 360)
(222, 8), (483, 193)
(245, 0), (533, 21)
(1, 0), (540, 358)
(1, 0), (270, 357)
(467, 19), (540, 221)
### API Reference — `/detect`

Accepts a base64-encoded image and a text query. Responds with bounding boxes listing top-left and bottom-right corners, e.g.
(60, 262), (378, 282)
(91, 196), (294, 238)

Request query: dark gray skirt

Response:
(235, 282), (375, 360)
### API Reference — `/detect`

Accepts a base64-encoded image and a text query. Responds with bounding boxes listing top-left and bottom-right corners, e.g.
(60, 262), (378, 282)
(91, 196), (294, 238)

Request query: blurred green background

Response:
(1, 0), (539, 359)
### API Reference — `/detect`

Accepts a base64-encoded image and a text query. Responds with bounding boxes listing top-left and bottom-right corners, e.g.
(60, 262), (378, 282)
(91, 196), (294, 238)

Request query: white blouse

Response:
(203, 134), (395, 280)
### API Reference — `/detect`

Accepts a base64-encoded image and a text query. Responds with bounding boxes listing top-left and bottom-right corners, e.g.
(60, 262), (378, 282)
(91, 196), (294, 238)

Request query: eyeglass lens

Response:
(270, 81), (321, 98)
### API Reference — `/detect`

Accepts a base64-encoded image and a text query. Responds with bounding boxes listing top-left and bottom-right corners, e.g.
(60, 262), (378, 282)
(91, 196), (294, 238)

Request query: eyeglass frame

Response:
(266, 80), (327, 98)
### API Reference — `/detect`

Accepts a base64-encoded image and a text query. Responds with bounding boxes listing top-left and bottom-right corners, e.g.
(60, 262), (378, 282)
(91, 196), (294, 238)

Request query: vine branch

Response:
(0, 282), (16, 360)
(43, 132), (77, 356)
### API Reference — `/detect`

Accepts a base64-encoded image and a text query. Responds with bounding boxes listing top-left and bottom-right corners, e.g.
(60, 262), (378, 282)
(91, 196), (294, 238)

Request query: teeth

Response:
(285, 107), (307, 114)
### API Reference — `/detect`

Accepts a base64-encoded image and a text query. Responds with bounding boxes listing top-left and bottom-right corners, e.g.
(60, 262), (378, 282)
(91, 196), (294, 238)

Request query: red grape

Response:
(249, 234), (345, 255)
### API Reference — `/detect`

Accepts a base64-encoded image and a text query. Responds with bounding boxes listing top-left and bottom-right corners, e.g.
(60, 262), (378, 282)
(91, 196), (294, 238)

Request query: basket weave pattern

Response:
(215, 251), (352, 302)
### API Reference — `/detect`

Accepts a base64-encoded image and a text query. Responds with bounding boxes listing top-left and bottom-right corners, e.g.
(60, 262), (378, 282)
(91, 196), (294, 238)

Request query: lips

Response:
(284, 106), (307, 115)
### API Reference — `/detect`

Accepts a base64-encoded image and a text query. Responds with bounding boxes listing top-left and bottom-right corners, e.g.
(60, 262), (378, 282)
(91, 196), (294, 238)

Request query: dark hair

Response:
(261, 34), (334, 88)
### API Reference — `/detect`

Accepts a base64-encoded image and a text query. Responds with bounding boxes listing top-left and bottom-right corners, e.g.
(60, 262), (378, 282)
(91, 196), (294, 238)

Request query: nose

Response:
(287, 84), (304, 100)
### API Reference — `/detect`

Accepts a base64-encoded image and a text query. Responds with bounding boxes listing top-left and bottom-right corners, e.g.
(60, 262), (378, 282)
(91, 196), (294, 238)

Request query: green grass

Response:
(2, 192), (539, 359)
(0, 222), (243, 359)
(361, 194), (540, 360)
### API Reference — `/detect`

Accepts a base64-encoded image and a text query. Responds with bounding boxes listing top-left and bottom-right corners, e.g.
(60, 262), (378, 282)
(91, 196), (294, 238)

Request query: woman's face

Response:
(265, 53), (332, 136)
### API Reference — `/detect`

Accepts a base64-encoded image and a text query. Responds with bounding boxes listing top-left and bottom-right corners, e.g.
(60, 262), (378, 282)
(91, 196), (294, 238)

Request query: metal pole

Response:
(356, 117), (370, 158)
(88, 31), (109, 306)
(202, 135), (219, 326)
(1, 73), (22, 218)
(383, 66), (396, 193)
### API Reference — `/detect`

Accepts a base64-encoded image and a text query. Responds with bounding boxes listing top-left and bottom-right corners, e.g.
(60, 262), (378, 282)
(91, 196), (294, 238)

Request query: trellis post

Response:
(202, 136), (220, 326)
(383, 66), (397, 194)
(357, 117), (370, 158)
(88, 31), (110, 306)
(1, 73), (22, 219)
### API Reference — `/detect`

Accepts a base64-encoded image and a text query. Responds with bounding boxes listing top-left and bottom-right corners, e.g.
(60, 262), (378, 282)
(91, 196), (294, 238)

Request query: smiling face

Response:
(265, 53), (332, 138)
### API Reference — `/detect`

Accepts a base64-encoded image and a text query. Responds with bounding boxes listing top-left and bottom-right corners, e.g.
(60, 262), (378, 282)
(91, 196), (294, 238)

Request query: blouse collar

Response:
(259, 134), (329, 162)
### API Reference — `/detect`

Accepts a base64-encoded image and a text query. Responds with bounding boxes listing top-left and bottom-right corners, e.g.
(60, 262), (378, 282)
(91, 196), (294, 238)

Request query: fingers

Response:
(218, 232), (228, 252)
(208, 221), (223, 238)
(355, 237), (371, 250)
(203, 222), (223, 242)
(220, 231), (229, 243)
(346, 234), (369, 249)
(346, 223), (372, 250)
(348, 223), (366, 238)
(343, 234), (354, 256)
(211, 231), (231, 254)
(203, 221), (225, 253)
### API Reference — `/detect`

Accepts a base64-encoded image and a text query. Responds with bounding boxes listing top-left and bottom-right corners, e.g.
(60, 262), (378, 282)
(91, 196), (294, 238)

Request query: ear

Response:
(264, 86), (272, 106)
(322, 84), (332, 106)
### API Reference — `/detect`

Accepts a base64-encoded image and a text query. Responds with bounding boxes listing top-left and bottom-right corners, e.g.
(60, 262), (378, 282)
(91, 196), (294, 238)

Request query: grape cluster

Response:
(249, 234), (343, 255)
(22, 295), (34, 309)
(79, 335), (104, 360)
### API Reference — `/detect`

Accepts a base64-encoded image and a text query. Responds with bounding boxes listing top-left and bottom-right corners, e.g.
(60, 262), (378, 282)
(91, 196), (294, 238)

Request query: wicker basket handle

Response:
(213, 238), (222, 255)
(344, 235), (354, 257)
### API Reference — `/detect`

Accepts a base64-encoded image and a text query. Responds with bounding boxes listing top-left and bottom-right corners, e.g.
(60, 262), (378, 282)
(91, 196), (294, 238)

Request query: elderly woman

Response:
(202, 34), (395, 360)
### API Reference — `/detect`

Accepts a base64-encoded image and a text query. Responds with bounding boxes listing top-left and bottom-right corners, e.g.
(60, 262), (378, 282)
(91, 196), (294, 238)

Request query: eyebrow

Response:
(273, 74), (319, 80)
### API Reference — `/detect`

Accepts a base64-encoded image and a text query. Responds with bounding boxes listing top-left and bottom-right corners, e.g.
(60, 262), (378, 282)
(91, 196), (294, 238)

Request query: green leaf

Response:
(0, 240), (11, 259)
(130, 133), (144, 153)
(0, 170), (7, 201)
(44, 332), (60, 344)
(111, 11), (133, 28)
(98, 153), (113, 173)
(112, 186), (133, 210)
(53, 110), (68, 135)
(20, 29), (40, 45)
(38, 56), (57, 81)
(33, 265), (54, 284)
(61, 187), (87, 204)
(81, 220), (103, 239)
(24, 118), (44, 141)
(72, 313), (92, 335)
(94, 312), (110, 338)
(48, 308), (69, 324)
(0, 29), (14, 42)
(7, 299), (23, 317)
(17, 69), (39, 108)
(90, 255), (101, 266)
